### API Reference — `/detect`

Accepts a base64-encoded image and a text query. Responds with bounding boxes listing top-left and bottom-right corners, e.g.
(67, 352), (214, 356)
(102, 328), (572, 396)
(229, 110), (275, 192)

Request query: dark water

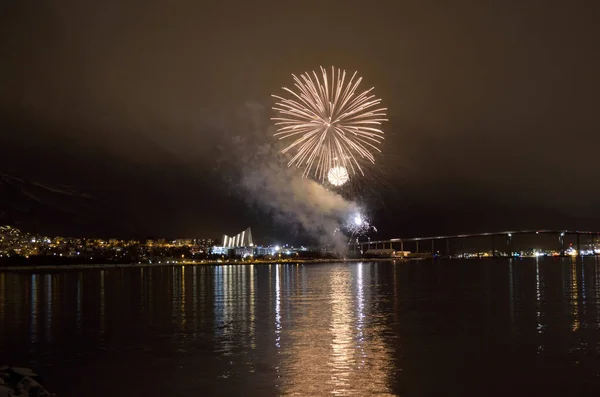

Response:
(1, 258), (600, 396)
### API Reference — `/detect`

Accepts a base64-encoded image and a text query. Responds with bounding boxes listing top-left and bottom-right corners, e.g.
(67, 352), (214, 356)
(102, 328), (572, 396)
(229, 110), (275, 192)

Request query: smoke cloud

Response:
(221, 102), (358, 251)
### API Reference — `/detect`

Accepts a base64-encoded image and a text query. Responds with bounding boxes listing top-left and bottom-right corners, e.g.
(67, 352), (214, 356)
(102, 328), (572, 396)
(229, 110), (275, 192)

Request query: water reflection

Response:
(181, 266), (187, 329)
(214, 265), (253, 356)
(570, 260), (580, 331)
(30, 275), (39, 345)
(281, 264), (393, 396)
(508, 259), (516, 336)
(249, 264), (256, 350)
(1, 259), (600, 396)
(44, 274), (52, 343)
(0, 273), (4, 326)
(275, 265), (281, 350)
(214, 266), (230, 353)
(356, 263), (366, 362)
(139, 268), (145, 317)
(99, 270), (105, 338)
(535, 260), (542, 333)
(329, 267), (354, 393)
(76, 273), (82, 334)
(148, 268), (153, 324)
(192, 266), (197, 337)
(596, 260), (600, 330)
(535, 259), (545, 354)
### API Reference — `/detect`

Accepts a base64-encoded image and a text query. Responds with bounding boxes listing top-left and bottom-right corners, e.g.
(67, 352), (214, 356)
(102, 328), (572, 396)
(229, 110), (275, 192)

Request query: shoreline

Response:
(0, 257), (408, 272)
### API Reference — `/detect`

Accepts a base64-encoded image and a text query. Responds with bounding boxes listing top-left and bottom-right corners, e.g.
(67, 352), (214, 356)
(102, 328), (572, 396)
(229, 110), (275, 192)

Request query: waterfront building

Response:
(222, 227), (253, 248)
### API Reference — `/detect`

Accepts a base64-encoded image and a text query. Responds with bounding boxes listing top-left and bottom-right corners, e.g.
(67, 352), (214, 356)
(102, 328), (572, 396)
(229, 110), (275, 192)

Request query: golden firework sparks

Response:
(272, 66), (387, 183)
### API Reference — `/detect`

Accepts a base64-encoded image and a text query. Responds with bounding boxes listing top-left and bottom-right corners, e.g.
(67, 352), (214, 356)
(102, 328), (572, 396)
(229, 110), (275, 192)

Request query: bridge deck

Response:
(366, 230), (600, 245)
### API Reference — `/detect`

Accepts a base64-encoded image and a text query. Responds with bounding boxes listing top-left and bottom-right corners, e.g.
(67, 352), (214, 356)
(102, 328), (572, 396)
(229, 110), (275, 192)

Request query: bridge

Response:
(353, 229), (600, 257)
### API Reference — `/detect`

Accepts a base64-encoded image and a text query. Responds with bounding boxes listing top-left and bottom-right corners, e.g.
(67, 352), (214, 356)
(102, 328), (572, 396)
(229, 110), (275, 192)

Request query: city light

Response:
(0, 225), (217, 263)
(4, 225), (600, 264)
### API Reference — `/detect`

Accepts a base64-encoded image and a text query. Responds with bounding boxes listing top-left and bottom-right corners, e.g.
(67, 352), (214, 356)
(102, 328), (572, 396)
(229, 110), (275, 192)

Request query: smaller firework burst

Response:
(346, 213), (377, 237)
(327, 166), (349, 186)
(334, 211), (377, 244)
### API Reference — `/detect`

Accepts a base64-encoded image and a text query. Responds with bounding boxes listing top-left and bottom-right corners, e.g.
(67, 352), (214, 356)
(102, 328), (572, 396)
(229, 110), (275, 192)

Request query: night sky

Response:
(1, 0), (599, 242)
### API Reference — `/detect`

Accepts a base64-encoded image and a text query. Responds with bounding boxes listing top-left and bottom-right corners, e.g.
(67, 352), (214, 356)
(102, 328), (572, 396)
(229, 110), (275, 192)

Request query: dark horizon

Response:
(1, 0), (599, 242)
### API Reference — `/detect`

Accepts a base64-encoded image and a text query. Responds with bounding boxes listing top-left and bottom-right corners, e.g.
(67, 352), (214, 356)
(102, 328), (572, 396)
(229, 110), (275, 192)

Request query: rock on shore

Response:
(0, 367), (55, 396)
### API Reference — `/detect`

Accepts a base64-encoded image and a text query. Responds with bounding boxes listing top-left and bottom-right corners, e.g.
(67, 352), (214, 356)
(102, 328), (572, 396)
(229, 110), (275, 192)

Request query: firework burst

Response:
(272, 66), (387, 184)
(346, 212), (377, 237)
(327, 165), (349, 186)
(334, 211), (378, 245)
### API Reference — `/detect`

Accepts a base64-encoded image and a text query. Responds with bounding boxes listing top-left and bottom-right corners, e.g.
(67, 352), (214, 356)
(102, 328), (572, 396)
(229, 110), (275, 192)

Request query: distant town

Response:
(1, 225), (599, 267)
(0, 225), (319, 265)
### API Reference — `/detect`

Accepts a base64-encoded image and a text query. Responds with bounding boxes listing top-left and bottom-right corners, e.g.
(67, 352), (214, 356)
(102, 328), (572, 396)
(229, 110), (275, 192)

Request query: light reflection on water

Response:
(280, 264), (393, 396)
(0, 273), (4, 326)
(30, 274), (38, 345)
(328, 267), (354, 392)
(76, 273), (82, 335)
(1, 259), (600, 396)
(99, 270), (105, 338)
(44, 274), (52, 343)
(571, 260), (580, 331)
